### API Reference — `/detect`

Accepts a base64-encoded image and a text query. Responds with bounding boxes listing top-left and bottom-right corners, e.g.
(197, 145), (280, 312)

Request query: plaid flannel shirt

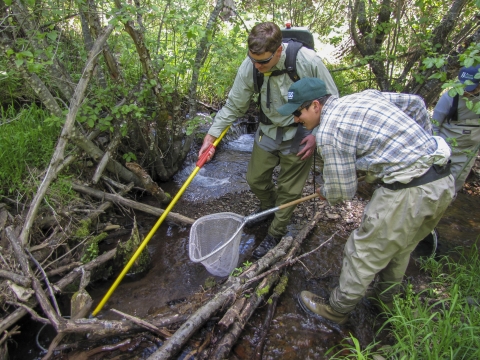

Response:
(316, 90), (436, 205)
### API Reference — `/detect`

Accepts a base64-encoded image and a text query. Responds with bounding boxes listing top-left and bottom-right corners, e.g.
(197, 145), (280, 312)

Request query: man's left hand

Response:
(296, 134), (316, 160)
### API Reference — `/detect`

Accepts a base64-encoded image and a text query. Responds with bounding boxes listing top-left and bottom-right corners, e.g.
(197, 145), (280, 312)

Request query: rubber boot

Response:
(252, 234), (279, 259)
(299, 290), (349, 325)
(365, 288), (394, 312)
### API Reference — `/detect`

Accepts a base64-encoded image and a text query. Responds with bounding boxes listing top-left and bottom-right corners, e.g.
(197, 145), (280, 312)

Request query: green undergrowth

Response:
(0, 104), (60, 196)
(328, 243), (480, 359)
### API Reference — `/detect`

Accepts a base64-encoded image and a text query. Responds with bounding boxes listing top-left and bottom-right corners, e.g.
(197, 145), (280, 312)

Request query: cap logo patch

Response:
(287, 91), (294, 100)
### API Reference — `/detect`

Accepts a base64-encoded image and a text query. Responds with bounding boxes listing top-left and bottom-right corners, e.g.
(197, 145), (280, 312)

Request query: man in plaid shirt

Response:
(277, 77), (455, 325)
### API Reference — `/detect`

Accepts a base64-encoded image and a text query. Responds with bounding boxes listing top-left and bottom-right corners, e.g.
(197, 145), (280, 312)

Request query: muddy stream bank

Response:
(11, 131), (480, 359)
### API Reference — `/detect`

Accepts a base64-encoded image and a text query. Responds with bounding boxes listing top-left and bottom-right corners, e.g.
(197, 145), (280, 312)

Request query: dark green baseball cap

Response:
(277, 77), (329, 116)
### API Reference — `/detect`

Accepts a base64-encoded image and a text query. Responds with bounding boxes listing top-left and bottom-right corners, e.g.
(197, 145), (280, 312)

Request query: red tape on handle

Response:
(196, 143), (215, 167)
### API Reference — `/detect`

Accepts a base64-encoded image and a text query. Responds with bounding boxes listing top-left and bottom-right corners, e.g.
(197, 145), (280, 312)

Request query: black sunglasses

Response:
(247, 51), (275, 65)
(292, 101), (313, 117)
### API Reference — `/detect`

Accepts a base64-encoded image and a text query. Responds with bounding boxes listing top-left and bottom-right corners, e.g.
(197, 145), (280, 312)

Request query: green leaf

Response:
(47, 31), (58, 41)
(19, 51), (33, 58)
(423, 58), (435, 69)
(14, 59), (24, 67)
(4, 0), (12, 5)
(464, 58), (474, 68)
(435, 58), (445, 68)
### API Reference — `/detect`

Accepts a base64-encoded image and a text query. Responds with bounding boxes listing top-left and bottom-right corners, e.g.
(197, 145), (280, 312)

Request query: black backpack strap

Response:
(253, 67), (263, 94)
(283, 40), (303, 82)
(446, 94), (459, 124)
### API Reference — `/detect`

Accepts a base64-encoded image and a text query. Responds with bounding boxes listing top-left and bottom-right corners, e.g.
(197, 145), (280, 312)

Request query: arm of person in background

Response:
(198, 58), (255, 161)
(431, 92), (453, 135)
(382, 92), (433, 134)
(317, 144), (357, 205)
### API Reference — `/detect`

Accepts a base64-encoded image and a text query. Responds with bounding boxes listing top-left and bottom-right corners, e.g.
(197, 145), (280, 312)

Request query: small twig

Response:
(46, 262), (82, 277)
(245, 234), (335, 286)
(0, 325), (21, 346)
(25, 249), (61, 316)
(43, 235), (90, 269)
(110, 308), (172, 338)
(6, 301), (51, 324)
(296, 259), (314, 276)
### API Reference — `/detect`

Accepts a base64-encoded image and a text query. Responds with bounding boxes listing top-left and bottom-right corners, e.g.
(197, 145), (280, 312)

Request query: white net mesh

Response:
(189, 212), (245, 277)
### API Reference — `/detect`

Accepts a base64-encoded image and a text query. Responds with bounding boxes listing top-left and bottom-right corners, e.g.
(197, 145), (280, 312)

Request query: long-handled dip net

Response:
(189, 194), (318, 276)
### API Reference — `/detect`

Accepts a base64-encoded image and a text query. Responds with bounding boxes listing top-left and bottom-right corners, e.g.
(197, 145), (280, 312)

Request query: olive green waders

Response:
(246, 142), (313, 238)
(329, 175), (455, 314)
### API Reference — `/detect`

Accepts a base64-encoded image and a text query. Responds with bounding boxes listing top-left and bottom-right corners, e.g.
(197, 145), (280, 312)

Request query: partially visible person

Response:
(276, 78), (455, 324)
(198, 22), (338, 259)
(432, 65), (480, 193)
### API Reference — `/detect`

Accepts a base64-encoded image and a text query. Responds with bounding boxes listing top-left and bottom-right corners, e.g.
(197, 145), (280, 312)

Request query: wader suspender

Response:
(446, 94), (459, 125)
(253, 41), (304, 151)
(444, 94), (480, 127)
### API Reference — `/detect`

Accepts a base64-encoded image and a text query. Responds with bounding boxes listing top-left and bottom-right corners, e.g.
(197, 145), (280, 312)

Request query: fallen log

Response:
(71, 183), (194, 225)
(209, 275), (280, 360)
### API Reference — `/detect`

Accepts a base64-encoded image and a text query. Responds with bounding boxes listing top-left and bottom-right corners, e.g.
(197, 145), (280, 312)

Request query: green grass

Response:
(328, 244), (480, 359)
(0, 104), (60, 195)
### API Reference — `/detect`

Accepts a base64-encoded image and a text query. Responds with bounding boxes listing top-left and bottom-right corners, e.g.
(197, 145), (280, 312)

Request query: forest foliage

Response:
(0, 0), (479, 196)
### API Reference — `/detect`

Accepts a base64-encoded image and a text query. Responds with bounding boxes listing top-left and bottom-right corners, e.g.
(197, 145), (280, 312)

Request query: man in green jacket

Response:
(198, 22), (338, 258)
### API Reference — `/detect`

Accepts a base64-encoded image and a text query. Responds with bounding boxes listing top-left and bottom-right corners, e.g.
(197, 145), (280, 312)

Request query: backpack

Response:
(445, 94), (459, 124)
(253, 24), (315, 125)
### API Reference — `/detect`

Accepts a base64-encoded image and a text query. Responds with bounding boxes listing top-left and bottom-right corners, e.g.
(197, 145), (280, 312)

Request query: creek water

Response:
(10, 128), (480, 359)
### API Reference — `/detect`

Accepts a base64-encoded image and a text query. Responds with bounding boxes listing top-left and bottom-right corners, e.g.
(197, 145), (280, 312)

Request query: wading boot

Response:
(299, 290), (349, 325)
(365, 288), (394, 312)
(252, 234), (279, 259)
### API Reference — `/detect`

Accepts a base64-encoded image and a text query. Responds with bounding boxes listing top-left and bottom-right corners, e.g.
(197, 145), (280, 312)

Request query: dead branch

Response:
(0, 308), (29, 334)
(54, 248), (116, 292)
(71, 182), (194, 225)
(125, 162), (170, 204)
(46, 262), (83, 277)
(92, 123), (123, 184)
(209, 276), (279, 360)
(19, 23), (115, 246)
(110, 308), (172, 338)
(0, 270), (31, 287)
(0, 325), (20, 347)
(217, 297), (245, 331)
(244, 233), (334, 286)
(7, 226), (64, 329)
(26, 249), (61, 316)
(6, 301), (50, 324)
